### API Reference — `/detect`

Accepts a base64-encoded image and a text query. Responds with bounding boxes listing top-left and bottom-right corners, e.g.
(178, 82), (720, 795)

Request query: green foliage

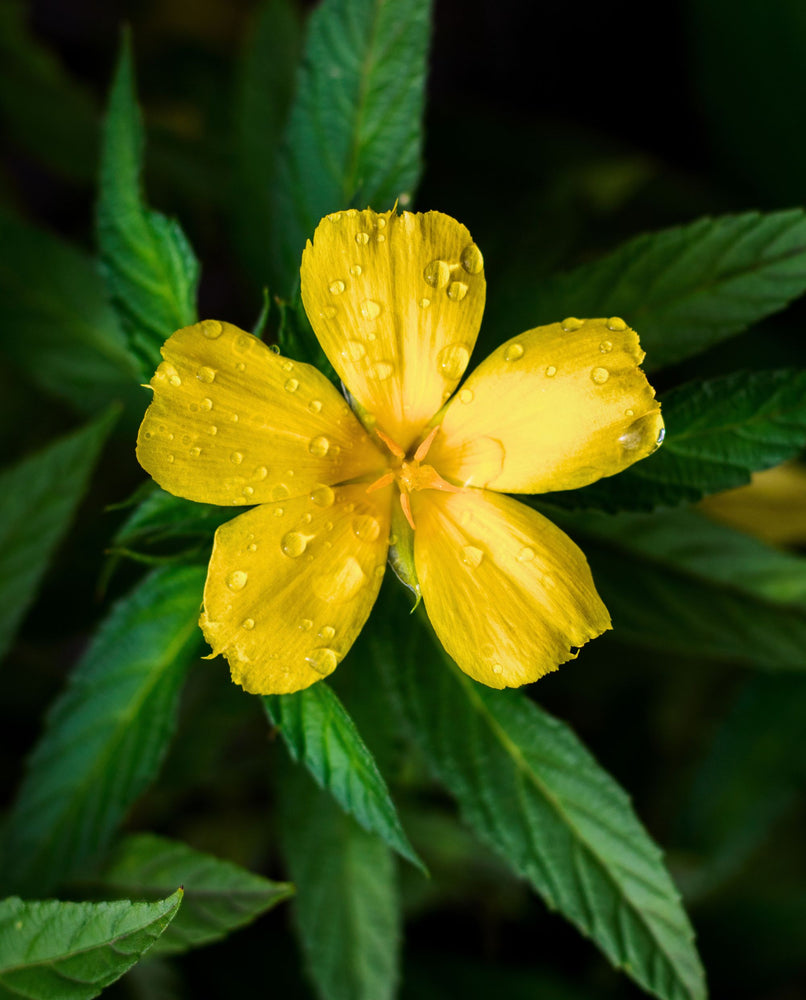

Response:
(0, 891), (182, 1000)
(264, 685), (424, 872)
(554, 368), (806, 511)
(2, 566), (206, 898)
(96, 833), (293, 955)
(550, 505), (806, 668)
(97, 34), (199, 376)
(278, 764), (400, 1000)
(0, 410), (116, 663)
(384, 620), (706, 1000)
(271, 0), (431, 293)
(0, 210), (140, 413)
(521, 211), (806, 369)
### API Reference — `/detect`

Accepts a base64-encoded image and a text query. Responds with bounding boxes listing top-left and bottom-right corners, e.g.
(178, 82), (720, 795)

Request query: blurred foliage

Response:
(1, 1), (806, 999)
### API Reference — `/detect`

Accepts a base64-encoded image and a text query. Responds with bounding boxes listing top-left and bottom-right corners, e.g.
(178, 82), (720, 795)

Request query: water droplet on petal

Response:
(345, 340), (365, 361)
(607, 316), (627, 331)
(242, 618), (255, 630)
(309, 435), (330, 457)
(285, 378), (299, 392)
(281, 531), (310, 558)
(504, 343), (524, 362)
(190, 446), (201, 458)
(437, 343), (470, 380)
(355, 232), (370, 245)
(625, 408), (634, 417)
(201, 397), (213, 411)
(329, 280), (346, 295)
(230, 451), (244, 465)
(318, 625), (336, 641)
(599, 340), (613, 354)
(462, 545), (484, 568)
(208, 425), (218, 435)
(352, 514), (380, 542)
(459, 388), (474, 404)
(447, 281), (468, 301)
(273, 507), (285, 517)
(299, 619), (313, 632)
(517, 546), (536, 563)
(419, 297), (431, 308)
(321, 306), (337, 319)
(169, 374), (182, 387)
(367, 361), (393, 380)
(247, 542), (257, 551)
(361, 299), (381, 320)
(197, 366), (217, 384)
(591, 367), (610, 385)
(308, 399), (323, 414)
(201, 319), (223, 339)
(562, 317), (583, 331)
(306, 648), (338, 676)
(270, 483), (289, 501)
(492, 662), (503, 676)
(376, 216), (387, 229)
(254, 466), (268, 480)
(311, 484), (335, 507)
(460, 243), (484, 274)
(227, 570), (248, 591)
(545, 365), (557, 377)
(424, 259), (450, 288)
(243, 486), (254, 498)
(166, 453), (175, 463)
(350, 264), (362, 276)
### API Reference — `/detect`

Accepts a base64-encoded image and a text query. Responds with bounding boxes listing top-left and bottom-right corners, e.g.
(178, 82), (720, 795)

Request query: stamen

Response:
(400, 493), (416, 530)
(414, 425), (440, 462)
(376, 428), (405, 458)
(366, 471), (395, 493)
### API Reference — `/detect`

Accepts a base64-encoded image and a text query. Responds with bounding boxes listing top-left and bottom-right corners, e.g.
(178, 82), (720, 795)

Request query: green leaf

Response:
(2, 565), (206, 898)
(555, 368), (806, 511)
(95, 833), (293, 955)
(548, 504), (806, 669)
(520, 210), (806, 370)
(0, 410), (116, 663)
(97, 33), (199, 375)
(264, 685), (424, 872)
(0, 209), (140, 413)
(384, 620), (706, 1000)
(278, 764), (400, 1000)
(112, 487), (239, 555)
(232, 0), (302, 287)
(0, 891), (182, 1000)
(271, 0), (432, 293)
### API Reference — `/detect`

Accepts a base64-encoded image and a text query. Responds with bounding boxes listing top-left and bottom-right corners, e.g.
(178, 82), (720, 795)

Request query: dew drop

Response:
(492, 663), (503, 676)
(201, 397), (213, 411)
(281, 360), (294, 372)
(361, 299), (381, 320)
(345, 340), (365, 361)
(350, 264), (362, 276)
(169, 374), (182, 387)
(157, 361), (180, 384)
(517, 546), (536, 563)
(281, 531), (310, 558)
(166, 453), (175, 464)
(247, 542), (257, 551)
(227, 570), (248, 591)
(273, 507), (285, 517)
(309, 435), (330, 457)
(321, 306), (337, 319)
(311, 484), (335, 507)
(419, 297), (431, 309)
(328, 212), (342, 222)
(462, 545), (484, 568)
(308, 399), (323, 414)
(235, 361), (246, 372)
(243, 486), (255, 497)
(437, 343), (470, 380)
(254, 466), (268, 480)
(242, 618), (255, 630)
(196, 366), (217, 384)
(424, 259), (450, 288)
(318, 625), (336, 641)
(376, 233), (386, 243)
(329, 280), (346, 295)
(625, 408), (634, 417)
(230, 451), (244, 465)
(367, 361), (393, 381)
(504, 342), (524, 362)
(201, 319), (223, 339)
(562, 317), (584, 331)
(352, 514), (380, 542)
(190, 446), (201, 458)
(599, 340), (613, 354)
(447, 281), (468, 301)
(376, 216), (387, 229)
(460, 242), (484, 274)
(299, 619), (313, 632)
(306, 648), (338, 676)
(355, 232), (370, 245)
(270, 483), (290, 502)
(607, 316), (627, 331)
(285, 378), (299, 393)
(591, 367), (610, 385)
(236, 333), (253, 352)
(459, 388), (474, 404)
(208, 424), (218, 435)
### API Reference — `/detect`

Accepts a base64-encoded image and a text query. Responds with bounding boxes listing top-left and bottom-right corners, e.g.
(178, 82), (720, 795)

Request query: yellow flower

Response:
(137, 209), (663, 694)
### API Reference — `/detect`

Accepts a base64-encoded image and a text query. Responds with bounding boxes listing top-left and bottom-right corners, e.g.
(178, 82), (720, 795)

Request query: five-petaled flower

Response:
(137, 209), (663, 694)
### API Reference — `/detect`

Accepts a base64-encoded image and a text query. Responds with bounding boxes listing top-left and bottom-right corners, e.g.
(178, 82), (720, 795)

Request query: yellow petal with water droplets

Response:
(201, 482), (392, 694)
(301, 209), (486, 452)
(137, 321), (386, 506)
(430, 318), (664, 494)
(412, 489), (610, 688)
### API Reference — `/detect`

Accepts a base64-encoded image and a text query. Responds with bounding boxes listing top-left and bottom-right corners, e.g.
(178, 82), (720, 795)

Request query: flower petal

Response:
(137, 321), (386, 506)
(301, 209), (486, 451)
(412, 488), (610, 688)
(429, 318), (664, 493)
(201, 482), (392, 694)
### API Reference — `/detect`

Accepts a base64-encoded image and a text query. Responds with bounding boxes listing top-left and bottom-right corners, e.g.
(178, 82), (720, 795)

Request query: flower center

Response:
(366, 425), (461, 529)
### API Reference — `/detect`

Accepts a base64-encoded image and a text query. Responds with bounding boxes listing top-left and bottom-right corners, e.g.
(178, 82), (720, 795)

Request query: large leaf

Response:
(278, 764), (400, 1000)
(97, 34), (199, 375)
(0, 892), (182, 1000)
(383, 620), (706, 1000)
(553, 368), (806, 511)
(548, 504), (806, 668)
(271, 0), (431, 293)
(0, 410), (116, 663)
(2, 565), (206, 898)
(0, 209), (139, 413)
(518, 210), (806, 370)
(96, 833), (293, 955)
(264, 685), (424, 872)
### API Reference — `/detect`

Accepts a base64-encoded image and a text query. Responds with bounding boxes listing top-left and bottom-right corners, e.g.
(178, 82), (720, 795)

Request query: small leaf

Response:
(96, 833), (293, 955)
(554, 368), (806, 511)
(264, 685), (424, 872)
(520, 210), (806, 369)
(271, 0), (432, 293)
(0, 410), (116, 663)
(2, 565), (206, 898)
(548, 504), (806, 669)
(0, 209), (140, 413)
(0, 891), (182, 1000)
(113, 486), (239, 555)
(383, 620), (706, 1000)
(278, 763), (400, 1000)
(97, 32), (199, 375)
